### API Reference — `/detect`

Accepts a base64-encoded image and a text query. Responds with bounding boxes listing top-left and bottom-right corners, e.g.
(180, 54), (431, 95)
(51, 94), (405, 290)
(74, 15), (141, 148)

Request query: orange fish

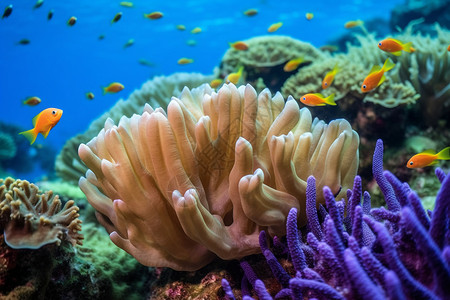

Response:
(378, 38), (415, 56)
(144, 12), (163, 20)
(283, 57), (304, 72)
(22, 96), (41, 106)
(407, 147), (450, 168)
(243, 8), (258, 16)
(177, 58), (194, 65)
(19, 108), (63, 145)
(448, 44), (450, 51)
(322, 64), (339, 89)
(229, 41), (249, 51)
(305, 13), (314, 20)
(361, 58), (395, 93)
(210, 79), (223, 88)
(227, 66), (244, 84)
(268, 22), (283, 33)
(300, 93), (336, 106)
(102, 82), (124, 94)
(344, 20), (364, 28)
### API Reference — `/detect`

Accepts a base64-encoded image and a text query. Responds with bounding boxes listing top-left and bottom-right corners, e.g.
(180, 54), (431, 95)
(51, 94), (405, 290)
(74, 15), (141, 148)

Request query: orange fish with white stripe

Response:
(19, 108), (63, 144)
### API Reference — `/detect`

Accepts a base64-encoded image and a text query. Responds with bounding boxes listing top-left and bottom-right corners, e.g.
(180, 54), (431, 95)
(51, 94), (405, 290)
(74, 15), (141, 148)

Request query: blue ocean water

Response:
(1, 0), (404, 179)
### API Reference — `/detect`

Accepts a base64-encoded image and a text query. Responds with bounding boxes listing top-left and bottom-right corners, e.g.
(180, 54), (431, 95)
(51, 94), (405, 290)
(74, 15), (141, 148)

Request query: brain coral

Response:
(55, 72), (214, 183)
(0, 177), (83, 249)
(78, 83), (359, 271)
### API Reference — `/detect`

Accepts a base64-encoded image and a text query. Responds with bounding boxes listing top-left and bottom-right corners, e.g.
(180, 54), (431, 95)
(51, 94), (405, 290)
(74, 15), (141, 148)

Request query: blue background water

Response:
(0, 0), (404, 178)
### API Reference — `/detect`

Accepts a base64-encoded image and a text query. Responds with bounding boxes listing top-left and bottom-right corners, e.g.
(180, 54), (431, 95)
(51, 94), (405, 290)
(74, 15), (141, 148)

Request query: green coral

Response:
(0, 133), (16, 161)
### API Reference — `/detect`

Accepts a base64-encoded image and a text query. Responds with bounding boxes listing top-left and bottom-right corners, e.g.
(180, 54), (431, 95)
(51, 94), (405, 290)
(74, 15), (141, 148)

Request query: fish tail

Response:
(19, 128), (37, 145)
(333, 63), (339, 74)
(325, 93), (336, 106)
(382, 58), (395, 72)
(402, 42), (414, 53)
(102, 87), (108, 95)
(436, 147), (450, 160)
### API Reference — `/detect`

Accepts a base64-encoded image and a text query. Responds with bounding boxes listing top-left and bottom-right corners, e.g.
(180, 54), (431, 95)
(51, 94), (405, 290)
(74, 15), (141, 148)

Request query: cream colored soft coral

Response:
(78, 83), (359, 271)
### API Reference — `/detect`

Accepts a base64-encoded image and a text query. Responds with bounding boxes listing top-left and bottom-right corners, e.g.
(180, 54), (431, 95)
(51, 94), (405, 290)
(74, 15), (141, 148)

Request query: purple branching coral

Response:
(222, 139), (450, 299)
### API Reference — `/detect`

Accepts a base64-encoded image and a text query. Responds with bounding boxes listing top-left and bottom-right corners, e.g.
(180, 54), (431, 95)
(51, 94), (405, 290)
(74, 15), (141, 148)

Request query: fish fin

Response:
(426, 161), (439, 166)
(312, 93), (325, 97)
(332, 63), (339, 73)
(422, 149), (436, 154)
(102, 87), (108, 95)
(389, 38), (404, 44)
(31, 113), (41, 126)
(377, 74), (386, 87)
(436, 147), (450, 160)
(19, 129), (37, 145)
(368, 65), (381, 75)
(42, 127), (52, 138)
(325, 93), (336, 105)
(402, 41), (414, 53)
(391, 51), (402, 56)
(382, 58), (395, 72)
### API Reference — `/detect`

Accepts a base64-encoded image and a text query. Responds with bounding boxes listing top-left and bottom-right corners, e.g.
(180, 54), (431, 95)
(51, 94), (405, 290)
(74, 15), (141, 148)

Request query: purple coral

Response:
(222, 139), (449, 299)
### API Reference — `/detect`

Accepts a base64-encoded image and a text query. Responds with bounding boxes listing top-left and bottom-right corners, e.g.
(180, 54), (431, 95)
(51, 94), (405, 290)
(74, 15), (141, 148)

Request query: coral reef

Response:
(0, 177), (83, 249)
(55, 72), (214, 184)
(222, 139), (449, 299)
(220, 35), (327, 91)
(78, 83), (359, 271)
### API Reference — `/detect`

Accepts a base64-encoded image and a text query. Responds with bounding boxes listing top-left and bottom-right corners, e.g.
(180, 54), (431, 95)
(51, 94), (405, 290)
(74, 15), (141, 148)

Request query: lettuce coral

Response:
(55, 72), (214, 183)
(0, 177), (83, 249)
(78, 83), (359, 271)
(222, 139), (449, 299)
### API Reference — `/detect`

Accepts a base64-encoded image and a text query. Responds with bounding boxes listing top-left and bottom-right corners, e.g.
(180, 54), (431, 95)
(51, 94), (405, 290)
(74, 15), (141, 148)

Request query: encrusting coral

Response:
(55, 72), (214, 183)
(222, 139), (450, 299)
(78, 83), (359, 271)
(0, 177), (83, 249)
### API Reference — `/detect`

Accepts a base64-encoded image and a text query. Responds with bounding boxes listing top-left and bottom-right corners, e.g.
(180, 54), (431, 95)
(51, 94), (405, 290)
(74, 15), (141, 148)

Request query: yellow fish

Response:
(177, 58), (194, 65)
(344, 20), (364, 28)
(102, 82), (124, 94)
(299, 93), (336, 106)
(361, 58), (395, 93)
(210, 79), (223, 88)
(120, 2), (133, 7)
(322, 64), (339, 89)
(268, 22), (283, 33)
(305, 13), (314, 20)
(176, 24), (186, 31)
(407, 147), (450, 168)
(19, 108), (63, 145)
(191, 27), (202, 34)
(283, 57), (304, 72)
(22, 96), (41, 106)
(226, 66), (244, 84)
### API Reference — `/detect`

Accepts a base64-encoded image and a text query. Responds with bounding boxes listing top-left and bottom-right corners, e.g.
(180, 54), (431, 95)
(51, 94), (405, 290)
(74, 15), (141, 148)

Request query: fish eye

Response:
(409, 161), (413, 165)
(52, 110), (56, 115)
(378, 42), (382, 46)
(324, 82), (328, 86)
(362, 85), (366, 89)
(302, 97), (306, 100)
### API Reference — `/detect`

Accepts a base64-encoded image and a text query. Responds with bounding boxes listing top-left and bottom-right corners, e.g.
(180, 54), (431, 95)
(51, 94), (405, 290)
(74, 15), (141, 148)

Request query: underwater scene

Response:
(0, 0), (449, 299)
